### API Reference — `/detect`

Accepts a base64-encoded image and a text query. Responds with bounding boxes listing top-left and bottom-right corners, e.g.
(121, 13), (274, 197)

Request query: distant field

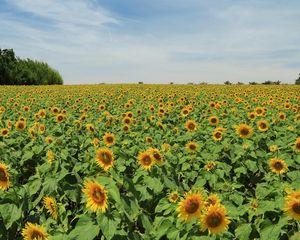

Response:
(0, 84), (299, 240)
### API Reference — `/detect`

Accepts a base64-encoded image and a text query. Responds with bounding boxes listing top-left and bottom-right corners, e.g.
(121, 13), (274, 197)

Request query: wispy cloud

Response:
(0, 0), (299, 84)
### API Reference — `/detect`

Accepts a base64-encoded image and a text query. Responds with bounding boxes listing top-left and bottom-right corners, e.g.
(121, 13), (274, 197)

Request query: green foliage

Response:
(0, 48), (63, 85)
(295, 74), (300, 85)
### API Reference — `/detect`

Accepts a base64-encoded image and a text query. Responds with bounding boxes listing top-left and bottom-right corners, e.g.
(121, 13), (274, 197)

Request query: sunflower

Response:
(284, 189), (300, 220)
(45, 136), (53, 144)
(161, 143), (171, 152)
(212, 131), (222, 141)
(255, 107), (264, 116)
(177, 191), (204, 221)
(205, 194), (221, 208)
(200, 204), (230, 234)
(122, 124), (130, 133)
(91, 138), (100, 147)
(269, 158), (288, 174)
(204, 161), (216, 171)
(122, 117), (131, 125)
(236, 124), (253, 138)
(257, 120), (268, 132)
(0, 128), (9, 137)
(181, 108), (190, 117)
(168, 191), (179, 203)
(209, 116), (219, 126)
(95, 148), (114, 171)
(82, 179), (108, 213)
(185, 141), (199, 153)
(47, 150), (55, 164)
(269, 145), (278, 152)
(293, 138), (300, 153)
(149, 148), (164, 165)
(56, 114), (65, 123)
(38, 124), (46, 134)
(185, 120), (197, 132)
(278, 112), (286, 121)
(103, 132), (116, 147)
(43, 196), (58, 220)
(86, 123), (96, 133)
(250, 199), (258, 210)
(138, 150), (155, 170)
(21, 222), (48, 240)
(15, 119), (26, 131)
(145, 137), (153, 144)
(0, 163), (10, 190)
(38, 109), (46, 118)
(247, 112), (256, 121)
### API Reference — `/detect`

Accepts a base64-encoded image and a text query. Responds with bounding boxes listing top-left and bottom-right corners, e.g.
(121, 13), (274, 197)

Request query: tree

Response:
(224, 81), (232, 85)
(0, 48), (63, 85)
(296, 74), (300, 85)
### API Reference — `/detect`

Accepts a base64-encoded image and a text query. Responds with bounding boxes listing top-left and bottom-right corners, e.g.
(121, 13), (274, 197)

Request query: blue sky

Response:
(0, 0), (299, 84)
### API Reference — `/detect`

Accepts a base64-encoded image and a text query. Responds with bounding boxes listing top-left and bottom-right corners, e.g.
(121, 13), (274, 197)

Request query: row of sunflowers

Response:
(0, 84), (299, 239)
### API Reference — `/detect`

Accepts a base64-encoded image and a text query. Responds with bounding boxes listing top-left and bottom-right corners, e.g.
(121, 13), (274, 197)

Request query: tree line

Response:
(0, 48), (63, 85)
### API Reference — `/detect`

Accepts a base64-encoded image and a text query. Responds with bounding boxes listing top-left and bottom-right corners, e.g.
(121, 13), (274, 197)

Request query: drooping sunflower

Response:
(200, 204), (230, 234)
(138, 150), (155, 170)
(212, 131), (222, 141)
(236, 124), (253, 139)
(185, 141), (199, 153)
(103, 132), (116, 147)
(209, 116), (219, 126)
(149, 148), (164, 165)
(168, 191), (179, 203)
(43, 196), (58, 220)
(269, 158), (288, 174)
(21, 222), (48, 240)
(293, 138), (300, 153)
(177, 191), (204, 221)
(185, 120), (197, 132)
(15, 119), (26, 131)
(95, 148), (114, 171)
(47, 150), (55, 164)
(145, 136), (153, 144)
(257, 120), (268, 132)
(82, 179), (108, 213)
(0, 128), (9, 137)
(0, 163), (10, 190)
(284, 189), (300, 220)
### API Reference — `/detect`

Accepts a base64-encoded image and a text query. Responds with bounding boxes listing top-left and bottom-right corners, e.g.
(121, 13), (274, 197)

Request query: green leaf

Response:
(235, 224), (252, 240)
(68, 215), (99, 240)
(98, 215), (118, 240)
(259, 216), (288, 240)
(0, 204), (22, 229)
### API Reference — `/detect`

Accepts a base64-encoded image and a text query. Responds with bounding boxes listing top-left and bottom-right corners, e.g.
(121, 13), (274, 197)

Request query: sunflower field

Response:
(0, 84), (300, 240)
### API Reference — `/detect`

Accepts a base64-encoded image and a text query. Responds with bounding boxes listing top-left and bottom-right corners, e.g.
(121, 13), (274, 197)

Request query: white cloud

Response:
(0, 0), (299, 84)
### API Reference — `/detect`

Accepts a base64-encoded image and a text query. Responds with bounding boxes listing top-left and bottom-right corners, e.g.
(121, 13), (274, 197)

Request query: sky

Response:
(0, 0), (300, 84)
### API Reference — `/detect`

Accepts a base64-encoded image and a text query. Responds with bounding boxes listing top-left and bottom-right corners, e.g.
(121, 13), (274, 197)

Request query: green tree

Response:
(295, 74), (300, 85)
(0, 48), (63, 85)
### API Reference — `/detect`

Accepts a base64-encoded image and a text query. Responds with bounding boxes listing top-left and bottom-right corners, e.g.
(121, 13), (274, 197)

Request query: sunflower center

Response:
(0, 170), (7, 181)
(31, 230), (44, 239)
(292, 203), (300, 214)
(142, 156), (152, 166)
(188, 123), (195, 130)
(260, 123), (267, 129)
(2, 130), (8, 135)
(153, 153), (161, 160)
(214, 132), (222, 139)
(58, 116), (63, 121)
(240, 128), (249, 135)
(106, 137), (113, 143)
(92, 189), (105, 203)
(274, 162), (283, 170)
(101, 153), (111, 164)
(211, 118), (217, 123)
(207, 213), (222, 228)
(296, 142), (300, 150)
(185, 200), (199, 214)
(171, 194), (178, 201)
(189, 144), (196, 150)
